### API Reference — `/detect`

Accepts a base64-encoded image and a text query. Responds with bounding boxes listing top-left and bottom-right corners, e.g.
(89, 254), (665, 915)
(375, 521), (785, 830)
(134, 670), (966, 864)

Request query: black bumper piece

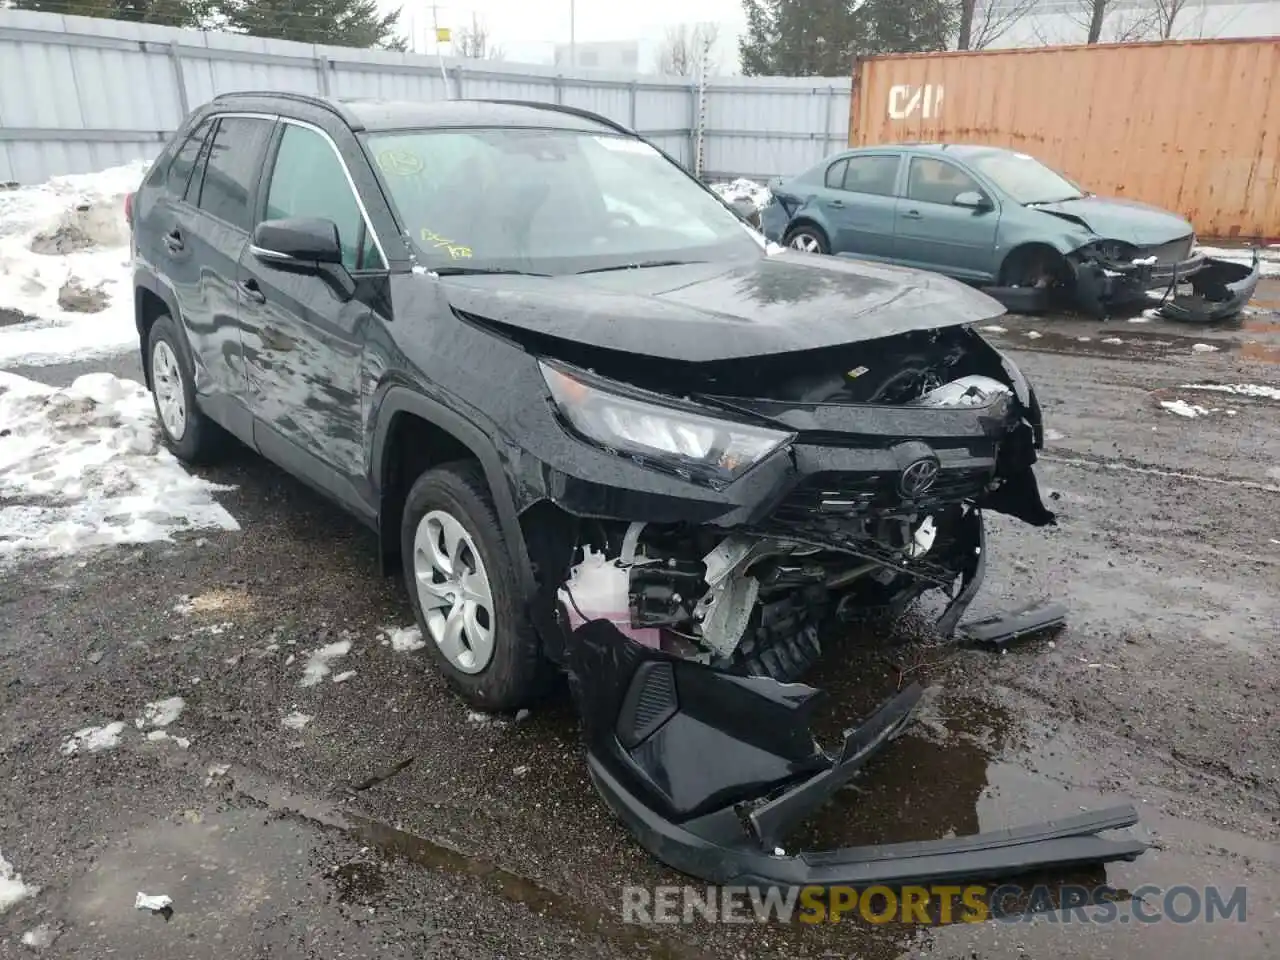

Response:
(1156, 254), (1262, 322)
(569, 620), (1147, 889)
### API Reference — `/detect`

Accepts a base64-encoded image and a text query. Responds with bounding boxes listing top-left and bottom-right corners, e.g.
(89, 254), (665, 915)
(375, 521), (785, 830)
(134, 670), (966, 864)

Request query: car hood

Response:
(1031, 196), (1193, 246)
(435, 251), (1005, 362)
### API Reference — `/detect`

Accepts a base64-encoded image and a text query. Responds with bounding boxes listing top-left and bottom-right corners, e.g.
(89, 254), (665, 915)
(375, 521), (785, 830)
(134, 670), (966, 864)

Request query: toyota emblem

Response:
(899, 458), (940, 497)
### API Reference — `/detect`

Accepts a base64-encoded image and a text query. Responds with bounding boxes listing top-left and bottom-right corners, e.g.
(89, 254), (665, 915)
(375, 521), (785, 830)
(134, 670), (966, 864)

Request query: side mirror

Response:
(953, 191), (991, 211)
(252, 217), (343, 267)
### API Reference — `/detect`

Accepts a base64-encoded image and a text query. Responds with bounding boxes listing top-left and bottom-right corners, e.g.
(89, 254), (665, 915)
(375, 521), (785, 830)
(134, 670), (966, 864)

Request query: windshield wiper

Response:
(576, 259), (705, 275)
(431, 266), (551, 277)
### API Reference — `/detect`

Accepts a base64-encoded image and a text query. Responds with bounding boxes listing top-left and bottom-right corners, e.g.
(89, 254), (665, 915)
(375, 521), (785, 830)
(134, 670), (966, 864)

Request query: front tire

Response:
(146, 314), (225, 463)
(783, 223), (830, 255)
(401, 461), (551, 711)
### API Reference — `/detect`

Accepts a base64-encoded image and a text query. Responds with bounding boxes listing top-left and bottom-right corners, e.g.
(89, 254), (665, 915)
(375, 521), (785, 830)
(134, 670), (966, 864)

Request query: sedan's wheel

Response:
(145, 313), (226, 464)
(783, 224), (830, 255)
(413, 509), (495, 674)
(401, 461), (553, 710)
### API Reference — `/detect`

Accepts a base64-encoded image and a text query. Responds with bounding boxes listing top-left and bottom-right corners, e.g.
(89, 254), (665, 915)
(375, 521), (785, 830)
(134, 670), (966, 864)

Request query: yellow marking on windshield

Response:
(421, 227), (473, 259)
(377, 149), (424, 176)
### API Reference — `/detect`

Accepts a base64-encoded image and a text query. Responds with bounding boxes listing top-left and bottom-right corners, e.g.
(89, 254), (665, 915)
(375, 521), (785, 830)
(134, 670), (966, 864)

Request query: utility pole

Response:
(430, 1), (454, 99)
(569, 0), (576, 69)
(693, 31), (711, 178)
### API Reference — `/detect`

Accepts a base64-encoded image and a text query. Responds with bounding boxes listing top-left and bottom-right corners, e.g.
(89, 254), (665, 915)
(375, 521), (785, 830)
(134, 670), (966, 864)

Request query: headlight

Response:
(1088, 239), (1140, 262)
(540, 361), (793, 486)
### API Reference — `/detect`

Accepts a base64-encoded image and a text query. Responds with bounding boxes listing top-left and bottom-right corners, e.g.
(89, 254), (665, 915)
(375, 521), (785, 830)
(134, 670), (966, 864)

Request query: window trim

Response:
(905, 155), (985, 207)
(277, 116), (388, 270)
(824, 157), (849, 190)
(186, 110), (388, 269)
(837, 153), (902, 199)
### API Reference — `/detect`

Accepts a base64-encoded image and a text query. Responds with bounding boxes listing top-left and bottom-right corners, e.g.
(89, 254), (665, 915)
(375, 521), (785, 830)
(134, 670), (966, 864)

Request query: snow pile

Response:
(60, 721), (126, 756)
(0, 849), (39, 913)
(136, 696), (185, 729)
(1180, 383), (1280, 401)
(381, 624), (426, 652)
(300, 639), (352, 686)
(710, 177), (772, 212)
(0, 161), (146, 366)
(0, 371), (239, 558)
(1194, 244), (1280, 278)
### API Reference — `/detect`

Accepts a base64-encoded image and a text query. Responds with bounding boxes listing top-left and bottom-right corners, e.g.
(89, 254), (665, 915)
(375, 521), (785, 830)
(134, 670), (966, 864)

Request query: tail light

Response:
(124, 191), (134, 228)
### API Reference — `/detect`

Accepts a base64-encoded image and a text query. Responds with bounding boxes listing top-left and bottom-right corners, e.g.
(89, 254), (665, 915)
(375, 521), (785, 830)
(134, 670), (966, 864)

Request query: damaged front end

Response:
(1067, 239), (1259, 321)
(514, 322), (1146, 887)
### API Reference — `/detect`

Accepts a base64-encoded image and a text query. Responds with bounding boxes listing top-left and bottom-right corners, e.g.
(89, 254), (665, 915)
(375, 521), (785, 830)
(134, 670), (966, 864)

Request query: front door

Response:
(239, 119), (387, 518)
(892, 156), (1000, 280)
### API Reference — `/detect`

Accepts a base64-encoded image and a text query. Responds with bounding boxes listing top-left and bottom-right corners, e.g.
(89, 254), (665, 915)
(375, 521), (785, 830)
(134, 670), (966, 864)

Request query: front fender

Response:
(370, 385), (536, 599)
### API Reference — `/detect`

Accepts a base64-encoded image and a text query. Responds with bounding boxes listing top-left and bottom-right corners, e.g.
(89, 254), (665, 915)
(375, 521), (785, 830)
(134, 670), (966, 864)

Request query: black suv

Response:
(129, 92), (1143, 887)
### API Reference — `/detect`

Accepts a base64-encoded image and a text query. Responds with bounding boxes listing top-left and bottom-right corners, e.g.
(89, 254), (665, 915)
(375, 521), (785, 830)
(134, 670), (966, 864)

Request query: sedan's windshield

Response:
(968, 151), (1086, 205)
(363, 127), (762, 274)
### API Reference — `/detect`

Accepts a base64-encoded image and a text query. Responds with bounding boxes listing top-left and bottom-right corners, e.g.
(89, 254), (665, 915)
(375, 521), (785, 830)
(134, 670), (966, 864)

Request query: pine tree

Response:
(740, 0), (956, 76)
(9, 0), (213, 29)
(219, 0), (405, 49)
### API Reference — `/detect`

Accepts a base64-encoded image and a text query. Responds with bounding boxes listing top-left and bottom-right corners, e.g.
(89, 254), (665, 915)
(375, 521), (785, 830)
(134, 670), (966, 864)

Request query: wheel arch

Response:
(372, 387), (535, 599)
(782, 217), (831, 248)
(134, 271), (190, 390)
(998, 241), (1073, 286)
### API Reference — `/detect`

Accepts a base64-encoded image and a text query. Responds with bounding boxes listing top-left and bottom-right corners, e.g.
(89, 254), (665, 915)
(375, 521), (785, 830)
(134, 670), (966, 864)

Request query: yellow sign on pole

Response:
(436, 27), (451, 42)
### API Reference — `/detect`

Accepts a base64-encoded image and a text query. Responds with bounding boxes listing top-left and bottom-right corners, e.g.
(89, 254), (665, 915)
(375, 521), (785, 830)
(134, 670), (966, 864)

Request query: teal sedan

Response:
(758, 144), (1260, 320)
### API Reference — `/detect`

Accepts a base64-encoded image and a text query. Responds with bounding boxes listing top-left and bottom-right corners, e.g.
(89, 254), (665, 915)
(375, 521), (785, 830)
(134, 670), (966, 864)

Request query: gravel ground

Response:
(1, 287), (1277, 959)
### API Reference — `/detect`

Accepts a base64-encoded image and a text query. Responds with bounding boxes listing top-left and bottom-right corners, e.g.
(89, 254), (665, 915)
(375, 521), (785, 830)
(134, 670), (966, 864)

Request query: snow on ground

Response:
(137, 696), (185, 729)
(1180, 383), (1280, 401)
(1194, 244), (1280, 278)
(0, 849), (39, 913)
(381, 624), (426, 652)
(0, 161), (146, 367)
(0, 371), (239, 558)
(710, 177), (772, 211)
(59, 721), (126, 756)
(1160, 399), (1211, 418)
(299, 639), (352, 686)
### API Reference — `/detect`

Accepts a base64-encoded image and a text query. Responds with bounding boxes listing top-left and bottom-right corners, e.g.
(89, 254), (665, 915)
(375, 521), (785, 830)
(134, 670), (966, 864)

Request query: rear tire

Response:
(145, 313), (226, 464)
(401, 461), (552, 711)
(783, 223), (830, 255)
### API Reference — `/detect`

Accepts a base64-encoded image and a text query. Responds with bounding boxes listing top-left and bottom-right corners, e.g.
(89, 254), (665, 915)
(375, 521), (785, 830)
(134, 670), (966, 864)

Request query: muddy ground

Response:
(1, 287), (1278, 958)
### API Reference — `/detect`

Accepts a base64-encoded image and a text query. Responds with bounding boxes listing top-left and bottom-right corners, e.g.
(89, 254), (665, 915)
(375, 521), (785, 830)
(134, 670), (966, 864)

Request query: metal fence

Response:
(0, 9), (851, 186)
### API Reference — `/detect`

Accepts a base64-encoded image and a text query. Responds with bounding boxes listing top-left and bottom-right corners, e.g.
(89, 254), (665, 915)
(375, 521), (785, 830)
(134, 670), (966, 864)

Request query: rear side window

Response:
(824, 158), (848, 189)
(166, 118), (213, 199)
(841, 156), (900, 197)
(195, 116), (275, 232)
(263, 123), (382, 271)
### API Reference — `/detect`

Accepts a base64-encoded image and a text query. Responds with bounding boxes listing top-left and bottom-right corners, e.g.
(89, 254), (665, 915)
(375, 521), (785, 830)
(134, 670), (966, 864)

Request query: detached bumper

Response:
(1072, 250), (1208, 317)
(568, 614), (1147, 889)
(1156, 254), (1262, 322)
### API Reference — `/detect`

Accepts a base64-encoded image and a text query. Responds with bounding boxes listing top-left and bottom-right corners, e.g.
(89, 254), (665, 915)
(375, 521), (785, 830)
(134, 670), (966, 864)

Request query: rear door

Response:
(238, 118), (387, 519)
(176, 114), (277, 422)
(823, 153), (902, 260)
(892, 155), (1000, 280)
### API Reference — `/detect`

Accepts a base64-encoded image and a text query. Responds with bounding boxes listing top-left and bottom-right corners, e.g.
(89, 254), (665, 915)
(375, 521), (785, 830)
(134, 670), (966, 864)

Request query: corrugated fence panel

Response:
(0, 8), (851, 187)
(850, 38), (1280, 239)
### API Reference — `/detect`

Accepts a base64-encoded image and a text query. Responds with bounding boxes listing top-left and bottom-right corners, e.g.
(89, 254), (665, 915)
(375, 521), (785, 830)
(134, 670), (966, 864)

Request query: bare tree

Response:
(1152, 0), (1192, 39)
(958, 0), (1039, 50)
(455, 12), (504, 60)
(658, 22), (720, 77)
(1071, 0), (1158, 44)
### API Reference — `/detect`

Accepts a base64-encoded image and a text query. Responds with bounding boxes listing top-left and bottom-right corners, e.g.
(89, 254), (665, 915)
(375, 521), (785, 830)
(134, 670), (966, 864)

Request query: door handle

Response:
(828, 199), (845, 209)
(163, 228), (184, 253)
(902, 209), (923, 220)
(238, 278), (266, 304)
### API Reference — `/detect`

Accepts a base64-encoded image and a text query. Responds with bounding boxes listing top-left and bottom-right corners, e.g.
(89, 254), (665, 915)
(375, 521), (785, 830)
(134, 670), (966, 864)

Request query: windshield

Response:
(967, 151), (1086, 205)
(363, 127), (762, 274)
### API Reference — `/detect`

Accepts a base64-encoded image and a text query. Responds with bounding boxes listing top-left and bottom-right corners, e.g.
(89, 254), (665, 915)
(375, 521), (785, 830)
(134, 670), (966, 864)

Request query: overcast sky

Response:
(383, 0), (749, 68)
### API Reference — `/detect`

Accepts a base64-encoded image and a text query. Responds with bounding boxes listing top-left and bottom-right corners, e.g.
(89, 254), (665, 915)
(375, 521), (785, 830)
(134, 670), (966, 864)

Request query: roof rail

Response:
(468, 99), (635, 137)
(210, 91), (364, 129)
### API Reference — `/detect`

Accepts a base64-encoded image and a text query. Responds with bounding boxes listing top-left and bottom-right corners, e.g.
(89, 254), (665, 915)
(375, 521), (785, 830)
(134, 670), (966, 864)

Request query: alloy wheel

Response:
(413, 509), (496, 674)
(151, 340), (187, 441)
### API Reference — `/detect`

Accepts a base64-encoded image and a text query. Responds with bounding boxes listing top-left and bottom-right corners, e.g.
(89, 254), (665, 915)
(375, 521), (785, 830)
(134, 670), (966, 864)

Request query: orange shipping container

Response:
(849, 38), (1280, 240)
